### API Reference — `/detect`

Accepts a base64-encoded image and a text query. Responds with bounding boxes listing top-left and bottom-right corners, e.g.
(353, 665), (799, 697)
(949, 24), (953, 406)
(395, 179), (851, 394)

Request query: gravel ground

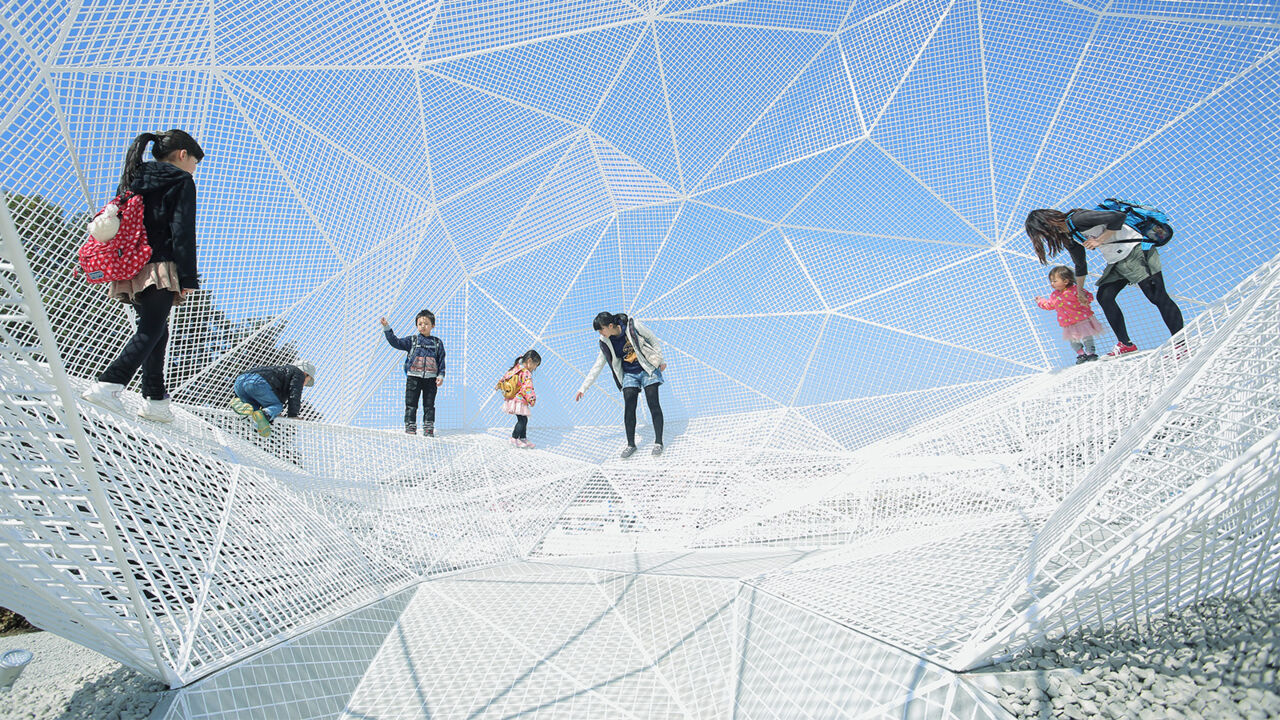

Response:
(2, 592), (1277, 719)
(0, 631), (167, 720)
(979, 591), (1280, 720)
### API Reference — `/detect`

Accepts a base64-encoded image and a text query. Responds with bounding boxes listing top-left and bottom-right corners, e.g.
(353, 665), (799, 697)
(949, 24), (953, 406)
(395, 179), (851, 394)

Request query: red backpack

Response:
(78, 192), (150, 283)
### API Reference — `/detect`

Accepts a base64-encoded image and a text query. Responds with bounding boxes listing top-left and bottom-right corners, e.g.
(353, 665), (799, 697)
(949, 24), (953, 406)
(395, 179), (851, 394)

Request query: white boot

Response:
(138, 398), (174, 423)
(81, 381), (125, 414)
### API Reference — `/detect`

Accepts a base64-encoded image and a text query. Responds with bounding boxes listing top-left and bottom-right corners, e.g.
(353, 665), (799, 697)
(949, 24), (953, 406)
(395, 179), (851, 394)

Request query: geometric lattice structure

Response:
(2, 0), (1278, 435)
(2, 1), (1280, 718)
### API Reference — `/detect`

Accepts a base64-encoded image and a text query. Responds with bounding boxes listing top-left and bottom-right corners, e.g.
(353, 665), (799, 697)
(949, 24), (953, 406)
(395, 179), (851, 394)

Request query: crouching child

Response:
(229, 361), (316, 437)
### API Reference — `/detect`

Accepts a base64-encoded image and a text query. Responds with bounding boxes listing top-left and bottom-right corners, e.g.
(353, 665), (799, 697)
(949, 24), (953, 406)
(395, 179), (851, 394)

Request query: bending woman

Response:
(574, 312), (668, 458)
(1025, 208), (1183, 357)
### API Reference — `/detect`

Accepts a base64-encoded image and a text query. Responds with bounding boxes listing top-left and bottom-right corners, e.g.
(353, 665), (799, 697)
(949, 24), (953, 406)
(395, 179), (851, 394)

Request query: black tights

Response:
(98, 286), (175, 399)
(1095, 272), (1184, 345)
(622, 384), (664, 447)
(512, 415), (528, 439)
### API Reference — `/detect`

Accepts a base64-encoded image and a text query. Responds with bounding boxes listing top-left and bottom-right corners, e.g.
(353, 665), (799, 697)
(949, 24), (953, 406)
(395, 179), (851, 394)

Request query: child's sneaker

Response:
(229, 397), (254, 416)
(1074, 353), (1088, 365)
(518, 439), (535, 449)
(405, 426), (417, 435)
(81, 381), (125, 414)
(138, 398), (174, 423)
(651, 443), (664, 456)
(250, 410), (272, 437)
(620, 445), (637, 458)
(423, 427), (434, 437)
(510, 438), (520, 447)
(1083, 353), (1098, 362)
(1103, 342), (1138, 359)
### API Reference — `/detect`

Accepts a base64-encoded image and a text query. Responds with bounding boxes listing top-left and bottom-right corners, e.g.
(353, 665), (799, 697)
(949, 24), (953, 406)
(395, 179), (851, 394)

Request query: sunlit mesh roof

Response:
(2, 0), (1278, 441)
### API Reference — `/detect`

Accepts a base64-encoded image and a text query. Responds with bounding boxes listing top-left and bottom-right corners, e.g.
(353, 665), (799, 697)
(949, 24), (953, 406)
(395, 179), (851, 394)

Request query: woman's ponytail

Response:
(117, 132), (158, 195)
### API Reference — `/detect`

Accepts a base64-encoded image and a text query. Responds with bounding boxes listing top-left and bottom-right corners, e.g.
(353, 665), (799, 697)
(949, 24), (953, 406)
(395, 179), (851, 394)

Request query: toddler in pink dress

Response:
(1036, 266), (1106, 365)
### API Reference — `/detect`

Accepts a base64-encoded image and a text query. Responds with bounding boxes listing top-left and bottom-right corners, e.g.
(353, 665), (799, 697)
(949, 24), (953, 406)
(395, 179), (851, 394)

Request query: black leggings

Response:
(622, 384), (664, 447)
(1095, 272), (1184, 345)
(98, 286), (175, 399)
(512, 415), (528, 439)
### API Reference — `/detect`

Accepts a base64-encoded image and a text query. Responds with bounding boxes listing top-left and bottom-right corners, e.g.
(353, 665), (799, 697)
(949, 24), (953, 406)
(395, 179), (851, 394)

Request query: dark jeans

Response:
(622, 384), (664, 447)
(98, 286), (175, 399)
(1096, 272), (1185, 345)
(404, 375), (438, 431)
(512, 415), (528, 439)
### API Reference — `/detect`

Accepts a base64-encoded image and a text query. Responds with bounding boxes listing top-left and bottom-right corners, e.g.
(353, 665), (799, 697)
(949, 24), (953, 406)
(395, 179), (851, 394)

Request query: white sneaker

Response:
(138, 398), (174, 423)
(81, 381), (125, 414)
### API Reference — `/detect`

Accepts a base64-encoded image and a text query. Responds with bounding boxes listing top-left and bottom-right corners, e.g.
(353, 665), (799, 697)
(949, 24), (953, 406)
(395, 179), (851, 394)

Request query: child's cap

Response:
(296, 361), (316, 387)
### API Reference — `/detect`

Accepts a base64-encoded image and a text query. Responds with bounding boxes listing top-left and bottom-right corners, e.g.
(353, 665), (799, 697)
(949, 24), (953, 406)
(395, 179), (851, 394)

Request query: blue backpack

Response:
(1070, 198), (1174, 248)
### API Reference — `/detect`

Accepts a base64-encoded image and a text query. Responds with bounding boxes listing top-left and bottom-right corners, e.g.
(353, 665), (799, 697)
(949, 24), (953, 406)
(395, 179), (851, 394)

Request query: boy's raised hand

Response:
(379, 316), (389, 327)
(574, 391), (583, 402)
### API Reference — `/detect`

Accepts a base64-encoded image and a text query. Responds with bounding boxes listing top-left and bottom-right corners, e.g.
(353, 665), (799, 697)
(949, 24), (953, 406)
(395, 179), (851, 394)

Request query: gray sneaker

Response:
(620, 445), (637, 458)
(651, 443), (664, 456)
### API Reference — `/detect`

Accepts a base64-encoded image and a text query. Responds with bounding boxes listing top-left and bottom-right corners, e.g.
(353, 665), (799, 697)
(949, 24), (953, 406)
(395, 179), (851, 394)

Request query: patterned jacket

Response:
(383, 328), (446, 377)
(1036, 286), (1097, 327)
(501, 365), (536, 406)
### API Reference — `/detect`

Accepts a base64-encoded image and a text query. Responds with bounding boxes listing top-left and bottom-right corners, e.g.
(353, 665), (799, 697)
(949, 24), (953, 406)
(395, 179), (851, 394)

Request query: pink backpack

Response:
(78, 193), (150, 283)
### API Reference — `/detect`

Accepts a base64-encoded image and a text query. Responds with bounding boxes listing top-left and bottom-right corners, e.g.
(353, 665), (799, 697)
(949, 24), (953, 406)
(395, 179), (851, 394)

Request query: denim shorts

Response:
(621, 368), (663, 390)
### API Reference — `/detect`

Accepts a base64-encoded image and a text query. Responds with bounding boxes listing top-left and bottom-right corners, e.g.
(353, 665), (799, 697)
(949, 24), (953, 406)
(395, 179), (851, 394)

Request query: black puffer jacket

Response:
(128, 161), (199, 289)
(246, 365), (307, 418)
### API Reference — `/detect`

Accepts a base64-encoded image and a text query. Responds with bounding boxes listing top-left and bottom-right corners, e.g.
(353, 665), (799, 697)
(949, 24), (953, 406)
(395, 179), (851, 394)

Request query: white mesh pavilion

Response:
(1, 0), (1279, 718)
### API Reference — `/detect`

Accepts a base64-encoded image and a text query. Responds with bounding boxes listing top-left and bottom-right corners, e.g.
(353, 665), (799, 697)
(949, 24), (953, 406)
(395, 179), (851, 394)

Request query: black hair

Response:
(1048, 265), (1076, 286)
(415, 309), (435, 325)
(509, 349), (542, 370)
(1025, 208), (1087, 265)
(592, 311), (619, 331)
(118, 129), (205, 195)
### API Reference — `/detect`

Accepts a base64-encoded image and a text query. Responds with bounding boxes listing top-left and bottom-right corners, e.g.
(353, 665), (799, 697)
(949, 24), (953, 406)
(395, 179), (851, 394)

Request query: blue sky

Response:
(1, 0), (1277, 436)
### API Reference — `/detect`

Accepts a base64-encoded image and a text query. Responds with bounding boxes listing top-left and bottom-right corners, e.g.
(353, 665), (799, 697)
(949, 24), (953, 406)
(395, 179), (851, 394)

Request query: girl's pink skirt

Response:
(1063, 315), (1105, 342)
(502, 397), (531, 416)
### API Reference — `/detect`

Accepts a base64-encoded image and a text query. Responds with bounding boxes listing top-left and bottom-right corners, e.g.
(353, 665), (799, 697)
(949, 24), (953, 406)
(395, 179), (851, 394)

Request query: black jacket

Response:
(247, 365), (307, 418)
(128, 161), (199, 289)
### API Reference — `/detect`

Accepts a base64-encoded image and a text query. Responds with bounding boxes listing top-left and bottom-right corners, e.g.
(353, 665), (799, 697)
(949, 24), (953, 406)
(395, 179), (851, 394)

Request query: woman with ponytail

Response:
(81, 129), (205, 422)
(575, 311), (668, 458)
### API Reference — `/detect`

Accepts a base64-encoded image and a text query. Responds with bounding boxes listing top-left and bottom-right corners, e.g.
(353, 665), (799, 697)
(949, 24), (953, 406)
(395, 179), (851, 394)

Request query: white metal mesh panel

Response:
(2, 1), (1279, 717)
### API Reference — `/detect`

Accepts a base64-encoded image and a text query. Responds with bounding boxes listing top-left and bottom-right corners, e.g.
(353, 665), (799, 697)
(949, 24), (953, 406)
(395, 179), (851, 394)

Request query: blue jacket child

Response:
(381, 309), (446, 436)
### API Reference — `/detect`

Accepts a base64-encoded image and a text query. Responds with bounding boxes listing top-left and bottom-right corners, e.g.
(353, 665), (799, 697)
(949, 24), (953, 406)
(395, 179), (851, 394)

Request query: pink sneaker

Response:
(1104, 341), (1138, 359)
(510, 438), (520, 447)
(518, 439), (535, 449)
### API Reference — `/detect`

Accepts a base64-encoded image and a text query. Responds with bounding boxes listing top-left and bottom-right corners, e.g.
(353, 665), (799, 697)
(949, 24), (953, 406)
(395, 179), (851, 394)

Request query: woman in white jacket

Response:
(575, 312), (668, 457)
